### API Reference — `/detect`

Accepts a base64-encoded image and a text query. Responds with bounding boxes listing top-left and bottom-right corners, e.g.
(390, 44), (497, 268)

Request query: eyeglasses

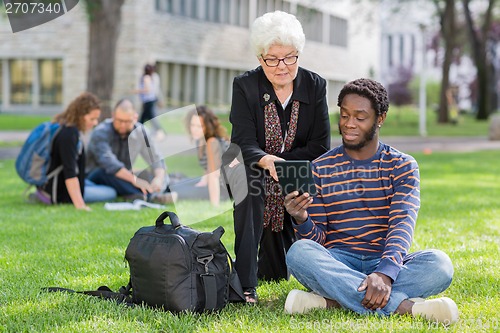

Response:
(261, 55), (299, 67)
(114, 118), (134, 124)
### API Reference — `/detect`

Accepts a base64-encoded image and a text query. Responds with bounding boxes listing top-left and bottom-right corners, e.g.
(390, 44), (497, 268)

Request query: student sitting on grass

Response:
(283, 78), (459, 325)
(86, 98), (176, 204)
(170, 106), (230, 207)
(38, 92), (117, 210)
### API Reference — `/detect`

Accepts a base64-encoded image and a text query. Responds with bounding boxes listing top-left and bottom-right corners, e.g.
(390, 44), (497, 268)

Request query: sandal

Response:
(243, 287), (258, 306)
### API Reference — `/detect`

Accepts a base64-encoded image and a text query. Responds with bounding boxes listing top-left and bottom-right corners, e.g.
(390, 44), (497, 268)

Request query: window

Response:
(39, 59), (62, 105)
(181, 64), (197, 104)
(154, 0), (344, 49)
(189, 0), (198, 19)
(297, 5), (323, 43)
(257, 0), (290, 17)
(205, 66), (217, 105)
(157, 0), (252, 27)
(10, 59), (33, 105)
(230, 0), (241, 26)
(257, 0), (272, 17)
(329, 15), (347, 47)
(156, 61), (245, 109)
(276, 0), (291, 13)
(206, 0), (220, 22)
(1, 58), (63, 107)
(156, 0), (173, 12)
(219, 0), (230, 24)
(237, 0), (249, 27)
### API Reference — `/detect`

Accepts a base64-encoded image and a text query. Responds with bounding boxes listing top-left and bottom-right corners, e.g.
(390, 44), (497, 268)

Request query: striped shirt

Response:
(293, 142), (420, 280)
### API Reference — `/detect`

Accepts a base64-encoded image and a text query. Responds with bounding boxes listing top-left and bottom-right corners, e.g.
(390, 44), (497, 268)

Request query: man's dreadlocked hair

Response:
(337, 78), (389, 116)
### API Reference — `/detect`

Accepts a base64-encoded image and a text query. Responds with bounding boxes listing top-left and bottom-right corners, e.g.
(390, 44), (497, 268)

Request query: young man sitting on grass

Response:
(283, 78), (459, 325)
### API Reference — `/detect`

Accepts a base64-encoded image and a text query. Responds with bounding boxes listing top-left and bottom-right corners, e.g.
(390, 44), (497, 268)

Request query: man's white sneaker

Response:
(409, 297), (425, 303)
(284, 289), (327, 314)
(412, 297), (459, 325)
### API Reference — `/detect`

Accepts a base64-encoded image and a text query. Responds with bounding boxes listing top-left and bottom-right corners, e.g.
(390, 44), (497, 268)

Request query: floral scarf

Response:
(263, 100), (299, 232)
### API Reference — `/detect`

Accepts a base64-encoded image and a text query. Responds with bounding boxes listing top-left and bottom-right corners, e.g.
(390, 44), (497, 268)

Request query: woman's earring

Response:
(378, 124), (382, 128)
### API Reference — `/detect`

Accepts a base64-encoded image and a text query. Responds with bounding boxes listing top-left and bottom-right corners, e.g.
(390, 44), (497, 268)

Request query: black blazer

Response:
(230, 66), (331, 166)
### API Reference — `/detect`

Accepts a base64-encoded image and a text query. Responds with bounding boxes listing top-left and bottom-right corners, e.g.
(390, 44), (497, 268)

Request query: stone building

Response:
(0, 0), (380, 115)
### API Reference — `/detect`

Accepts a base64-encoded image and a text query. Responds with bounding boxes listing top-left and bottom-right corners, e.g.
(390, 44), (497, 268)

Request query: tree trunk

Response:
(435, 0), (456, 124)
(462, 0), (496, 120)
(85, 0), (125, 119)
(475, 51), (490, 120)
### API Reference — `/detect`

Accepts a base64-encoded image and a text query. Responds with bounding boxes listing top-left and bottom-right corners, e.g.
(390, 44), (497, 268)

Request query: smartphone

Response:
(274, 160), (318, 196)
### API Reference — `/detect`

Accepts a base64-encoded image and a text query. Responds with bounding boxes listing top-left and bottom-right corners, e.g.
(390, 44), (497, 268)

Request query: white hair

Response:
(250, 11), (306, 57)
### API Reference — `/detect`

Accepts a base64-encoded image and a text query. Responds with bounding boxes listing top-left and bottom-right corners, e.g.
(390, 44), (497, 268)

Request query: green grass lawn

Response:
(218, 108), (492, 137)
(0, 150), (499, 332)
(378, 107), (491, 137)
(0, 114), (52, 131)
(0, 107), (492, 138)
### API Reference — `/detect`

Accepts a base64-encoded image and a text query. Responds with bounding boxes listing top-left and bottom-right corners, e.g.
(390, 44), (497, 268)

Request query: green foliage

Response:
(409, 77), (441, 109)
(1, 150), (499, 332)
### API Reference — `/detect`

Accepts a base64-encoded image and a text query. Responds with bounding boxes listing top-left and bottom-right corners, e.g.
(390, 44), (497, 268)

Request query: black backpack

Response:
(45, 211), (245, 312)
(125, 211), (244, 312)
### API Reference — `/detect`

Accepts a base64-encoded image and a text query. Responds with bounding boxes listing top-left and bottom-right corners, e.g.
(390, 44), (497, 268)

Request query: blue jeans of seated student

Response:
(87, 168), (142, 197)
(171, 176), (230, 201)
(84, 179), (117, 203)
(286, 239), (454, 316)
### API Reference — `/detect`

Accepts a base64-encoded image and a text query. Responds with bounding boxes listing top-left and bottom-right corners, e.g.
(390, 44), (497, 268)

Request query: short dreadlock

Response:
(337, 78), (389, 116)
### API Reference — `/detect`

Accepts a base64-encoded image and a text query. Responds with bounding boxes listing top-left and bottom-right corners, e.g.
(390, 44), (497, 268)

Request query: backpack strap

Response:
(197, 254), (218, 311)
(46, 124), (64, 204)
(200, 274), (217, 310)
(139, 124), (156, 166)
(42, 284), (135, 307)
(49, 165), (64, 204)
(80, 286), (134, 306)
(24, 165), (64, 203)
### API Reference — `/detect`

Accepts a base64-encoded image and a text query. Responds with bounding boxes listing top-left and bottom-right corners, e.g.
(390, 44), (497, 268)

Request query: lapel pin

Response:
(263, 93), (270, 102)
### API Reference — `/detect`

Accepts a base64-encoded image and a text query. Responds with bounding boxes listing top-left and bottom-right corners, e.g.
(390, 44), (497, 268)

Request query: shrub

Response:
(388, 67), (414, 106)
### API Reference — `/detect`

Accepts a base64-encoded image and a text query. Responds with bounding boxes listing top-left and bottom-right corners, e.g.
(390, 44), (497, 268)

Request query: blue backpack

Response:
(16, 121), (63, 188)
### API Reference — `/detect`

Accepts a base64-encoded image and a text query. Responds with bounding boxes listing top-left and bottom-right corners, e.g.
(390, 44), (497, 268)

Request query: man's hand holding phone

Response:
(284, 191), (313, 224)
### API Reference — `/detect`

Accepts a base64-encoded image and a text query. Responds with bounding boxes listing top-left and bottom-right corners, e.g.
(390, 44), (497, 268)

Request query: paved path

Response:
(1, 130), (500, 160)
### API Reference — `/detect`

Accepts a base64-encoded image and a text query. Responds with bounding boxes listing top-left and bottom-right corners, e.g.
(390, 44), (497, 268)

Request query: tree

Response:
(462, 0), (497, 120)
(372, 0), (458, 123)
(488, 21), (500, 111)
(432, 0), (457, 124)
(84, 0), (126, 119)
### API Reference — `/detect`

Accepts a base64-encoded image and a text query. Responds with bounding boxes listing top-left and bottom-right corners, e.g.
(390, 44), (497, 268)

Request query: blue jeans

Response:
(286, 239), (454, 316)
(84, 179), (117, 203)
(87, 168), (141, 197)
(171, 176), (230, 201)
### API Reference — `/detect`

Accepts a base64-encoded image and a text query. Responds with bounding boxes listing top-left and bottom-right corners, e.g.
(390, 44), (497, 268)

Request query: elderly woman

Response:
(229, 11), (331, 304)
